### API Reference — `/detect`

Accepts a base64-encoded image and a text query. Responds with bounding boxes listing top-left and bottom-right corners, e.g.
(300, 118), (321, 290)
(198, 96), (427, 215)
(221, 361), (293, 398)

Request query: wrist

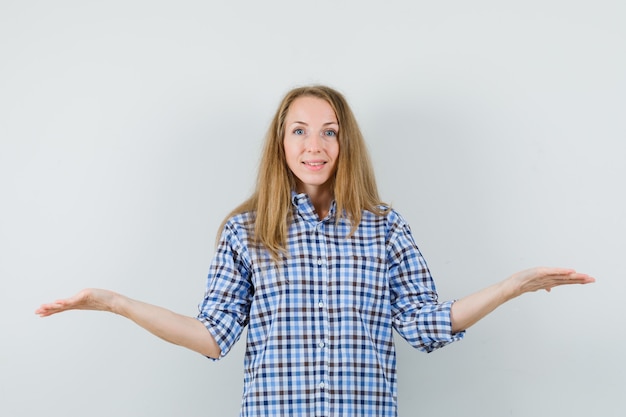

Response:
(108, 291), (126, 315)
(500, 275), (523, 301)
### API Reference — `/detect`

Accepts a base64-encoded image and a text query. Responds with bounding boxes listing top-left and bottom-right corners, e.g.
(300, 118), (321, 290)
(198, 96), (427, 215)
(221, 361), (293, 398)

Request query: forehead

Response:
(286, 96), (338, 123)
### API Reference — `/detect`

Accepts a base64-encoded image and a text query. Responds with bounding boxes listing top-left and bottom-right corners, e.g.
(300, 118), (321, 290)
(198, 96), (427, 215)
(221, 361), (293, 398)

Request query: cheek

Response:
(283, 137), (298, 153)
(283, 143), (299, 168)
(330, 141), (340, 159)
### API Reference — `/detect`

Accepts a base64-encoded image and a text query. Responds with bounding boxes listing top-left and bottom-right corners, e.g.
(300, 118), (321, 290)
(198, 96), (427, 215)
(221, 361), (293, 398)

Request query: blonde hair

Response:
(220, 85), (388, 260)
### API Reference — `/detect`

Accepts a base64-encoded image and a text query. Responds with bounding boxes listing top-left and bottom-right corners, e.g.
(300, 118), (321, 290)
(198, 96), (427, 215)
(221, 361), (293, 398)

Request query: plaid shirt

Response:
(197, 192), (464, 416)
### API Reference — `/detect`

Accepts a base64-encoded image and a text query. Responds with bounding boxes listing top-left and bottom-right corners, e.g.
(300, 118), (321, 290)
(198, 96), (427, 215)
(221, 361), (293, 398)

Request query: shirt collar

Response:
(291, 191), (336, 222)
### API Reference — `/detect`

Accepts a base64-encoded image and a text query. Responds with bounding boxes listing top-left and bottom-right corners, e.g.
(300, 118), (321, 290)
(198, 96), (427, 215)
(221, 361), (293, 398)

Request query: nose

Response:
(306, 133), (323, 152)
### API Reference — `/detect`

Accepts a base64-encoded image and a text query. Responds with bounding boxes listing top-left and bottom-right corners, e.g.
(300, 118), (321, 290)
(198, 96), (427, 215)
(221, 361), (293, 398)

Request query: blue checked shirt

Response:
(197, 192), (464, 416)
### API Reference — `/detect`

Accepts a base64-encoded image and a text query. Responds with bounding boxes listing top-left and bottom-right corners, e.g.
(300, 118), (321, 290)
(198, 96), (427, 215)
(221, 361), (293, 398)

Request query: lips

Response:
(302, 160), (327, 171)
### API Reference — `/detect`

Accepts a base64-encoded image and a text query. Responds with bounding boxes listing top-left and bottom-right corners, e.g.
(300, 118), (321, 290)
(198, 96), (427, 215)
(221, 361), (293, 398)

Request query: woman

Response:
(36, 85), (594, 416)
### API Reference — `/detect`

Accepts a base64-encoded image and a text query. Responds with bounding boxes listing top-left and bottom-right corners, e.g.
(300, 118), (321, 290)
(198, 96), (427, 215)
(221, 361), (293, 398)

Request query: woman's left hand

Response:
(451, 267), (595, 333)
(509, 267), (595, 296)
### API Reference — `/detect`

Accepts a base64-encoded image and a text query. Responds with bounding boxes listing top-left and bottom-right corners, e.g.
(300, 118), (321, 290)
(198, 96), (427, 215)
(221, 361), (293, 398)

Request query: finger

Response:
(35, 300), (71, 316)
(540, 269), (595, 283)
(563, 272), (595, 282)
(549, 273), (595, 288)
(35, 305), (57, 315)
(566, 272), (594, 281)
(538, 267), (577, 276)
(35, 306), (56, 317)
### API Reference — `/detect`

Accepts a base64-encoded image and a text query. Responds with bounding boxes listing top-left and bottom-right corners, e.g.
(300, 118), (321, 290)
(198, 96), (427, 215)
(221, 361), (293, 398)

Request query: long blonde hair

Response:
(220, 85), (388, 259)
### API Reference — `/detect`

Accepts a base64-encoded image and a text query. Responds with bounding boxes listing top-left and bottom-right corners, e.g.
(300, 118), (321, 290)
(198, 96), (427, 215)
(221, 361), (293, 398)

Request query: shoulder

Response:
(224, 210), (256, 228)
(361, 205), (409, 229)
(220, 210), (256, 244)
(357, 206), (414, 244)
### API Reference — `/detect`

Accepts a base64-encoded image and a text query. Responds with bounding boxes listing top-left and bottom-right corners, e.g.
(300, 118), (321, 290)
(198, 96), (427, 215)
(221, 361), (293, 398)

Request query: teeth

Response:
(305, 162), (324, 166)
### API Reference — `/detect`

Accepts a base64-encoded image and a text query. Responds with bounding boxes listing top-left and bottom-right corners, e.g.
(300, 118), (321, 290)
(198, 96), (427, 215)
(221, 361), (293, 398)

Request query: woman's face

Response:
(283, 96), (339, 197)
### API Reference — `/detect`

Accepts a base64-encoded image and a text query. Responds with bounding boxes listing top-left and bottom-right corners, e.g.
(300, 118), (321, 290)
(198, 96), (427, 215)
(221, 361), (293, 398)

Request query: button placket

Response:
(314, 220), (330, 415)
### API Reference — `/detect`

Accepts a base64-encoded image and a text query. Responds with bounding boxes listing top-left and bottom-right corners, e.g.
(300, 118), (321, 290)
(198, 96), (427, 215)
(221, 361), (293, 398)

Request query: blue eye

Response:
(293, 128), (305, 135)
(324, 130), (337, 137)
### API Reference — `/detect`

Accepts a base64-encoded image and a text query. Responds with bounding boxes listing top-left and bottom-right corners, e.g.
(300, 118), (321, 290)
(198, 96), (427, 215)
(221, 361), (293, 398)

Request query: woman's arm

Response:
(36, 288), (221, 358)
(450, 267), (595, 333)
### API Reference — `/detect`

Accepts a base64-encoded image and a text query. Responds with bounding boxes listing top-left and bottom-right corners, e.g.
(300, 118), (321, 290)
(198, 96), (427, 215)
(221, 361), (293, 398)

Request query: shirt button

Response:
(319, 381), (326, 389)
(318, 300), (324, 308)
(317, 258), (322, 266)
(318, 341), (325, 348)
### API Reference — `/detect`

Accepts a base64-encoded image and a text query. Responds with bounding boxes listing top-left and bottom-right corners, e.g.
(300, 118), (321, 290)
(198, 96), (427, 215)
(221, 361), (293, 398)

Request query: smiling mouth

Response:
(303, 161), (326, 166)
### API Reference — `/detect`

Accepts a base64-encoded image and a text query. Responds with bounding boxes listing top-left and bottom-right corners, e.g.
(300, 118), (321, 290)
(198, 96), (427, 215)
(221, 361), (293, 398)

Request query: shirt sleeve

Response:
(386, 214), (465, 353)
(196, 221), (253, 360)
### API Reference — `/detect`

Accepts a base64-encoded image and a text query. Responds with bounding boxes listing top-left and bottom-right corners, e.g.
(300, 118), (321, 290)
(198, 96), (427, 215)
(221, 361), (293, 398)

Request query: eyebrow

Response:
(289, 121), (339, 126)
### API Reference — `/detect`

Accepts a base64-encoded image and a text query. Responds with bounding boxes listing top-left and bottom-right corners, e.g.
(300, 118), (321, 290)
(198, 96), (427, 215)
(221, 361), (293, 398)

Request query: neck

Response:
(299, 186), (332, 220)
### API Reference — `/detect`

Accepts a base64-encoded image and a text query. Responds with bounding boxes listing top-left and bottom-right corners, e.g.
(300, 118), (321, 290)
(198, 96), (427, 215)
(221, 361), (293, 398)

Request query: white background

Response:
(1, 1), (624, 416)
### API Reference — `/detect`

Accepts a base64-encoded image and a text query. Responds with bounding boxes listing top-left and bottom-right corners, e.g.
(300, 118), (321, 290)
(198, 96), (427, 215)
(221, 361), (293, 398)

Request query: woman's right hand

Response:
(35, 288), (118, 317)
(35, 288), (220, 357)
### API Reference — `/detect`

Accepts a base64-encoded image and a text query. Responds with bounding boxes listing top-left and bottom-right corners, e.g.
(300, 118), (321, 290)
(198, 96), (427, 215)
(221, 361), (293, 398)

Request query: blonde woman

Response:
(37, 85), (594, 417)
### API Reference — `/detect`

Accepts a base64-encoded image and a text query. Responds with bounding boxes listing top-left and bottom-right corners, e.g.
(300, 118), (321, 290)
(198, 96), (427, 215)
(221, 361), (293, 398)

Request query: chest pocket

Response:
(332, 255), (389, 312)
